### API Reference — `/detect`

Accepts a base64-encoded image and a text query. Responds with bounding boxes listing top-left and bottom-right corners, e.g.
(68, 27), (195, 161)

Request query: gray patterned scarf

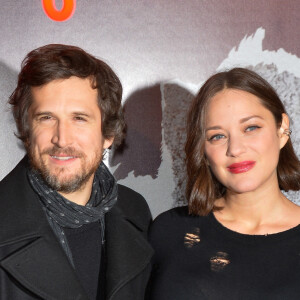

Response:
(27, 161), (118, 267)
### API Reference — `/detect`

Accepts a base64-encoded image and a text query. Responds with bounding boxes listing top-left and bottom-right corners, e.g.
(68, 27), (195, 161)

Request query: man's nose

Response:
(51, 120), (73, 148)
(226, 134), (246, 157)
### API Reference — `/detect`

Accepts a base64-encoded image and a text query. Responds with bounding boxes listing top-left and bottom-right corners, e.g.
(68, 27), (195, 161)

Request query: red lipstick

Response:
(227, 161), (256, 174)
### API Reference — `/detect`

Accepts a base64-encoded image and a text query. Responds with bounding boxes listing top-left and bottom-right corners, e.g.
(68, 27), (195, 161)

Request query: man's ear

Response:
(103, 137), (114, 150)
(278, 113), (290, 149)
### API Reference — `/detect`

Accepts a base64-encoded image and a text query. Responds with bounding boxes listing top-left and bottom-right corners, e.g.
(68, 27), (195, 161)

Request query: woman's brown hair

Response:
(185, 68), (300, 216)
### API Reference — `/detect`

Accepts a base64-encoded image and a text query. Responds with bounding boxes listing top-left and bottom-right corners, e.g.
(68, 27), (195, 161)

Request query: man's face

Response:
(28, 76), (113, 194)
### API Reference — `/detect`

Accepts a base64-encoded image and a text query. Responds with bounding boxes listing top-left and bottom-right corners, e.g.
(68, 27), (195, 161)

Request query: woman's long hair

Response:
(185, 68), (300, 216)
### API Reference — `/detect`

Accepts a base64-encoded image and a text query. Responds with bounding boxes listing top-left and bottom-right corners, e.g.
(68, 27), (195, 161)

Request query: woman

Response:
(149, 68), (300, 299)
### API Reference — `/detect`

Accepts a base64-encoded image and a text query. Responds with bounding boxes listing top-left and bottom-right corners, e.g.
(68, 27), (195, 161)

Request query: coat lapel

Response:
(105, 206), (153, 299)
(1, 235), (88, 300)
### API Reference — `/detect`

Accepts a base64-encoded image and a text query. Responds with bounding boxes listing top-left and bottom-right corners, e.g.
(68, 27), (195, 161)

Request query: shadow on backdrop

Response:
(162, 83), (194, 207)
(0, 61), (25, 151)
(110, 84), (163, 180)
(0, 60), (18, 109)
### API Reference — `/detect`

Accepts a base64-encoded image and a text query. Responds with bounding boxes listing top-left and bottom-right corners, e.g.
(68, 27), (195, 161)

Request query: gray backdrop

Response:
(0, 0), (299, 217)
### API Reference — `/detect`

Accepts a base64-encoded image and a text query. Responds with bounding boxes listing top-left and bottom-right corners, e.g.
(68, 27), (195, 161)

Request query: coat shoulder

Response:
(0, 157), (33, 210)
(0, 156), (29, 193)
(116, 184), (152, 231)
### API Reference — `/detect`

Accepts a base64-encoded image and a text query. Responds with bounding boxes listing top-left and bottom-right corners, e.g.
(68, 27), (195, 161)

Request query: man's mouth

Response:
(49, 155), (78, 165)
(51, 156), (76, 161)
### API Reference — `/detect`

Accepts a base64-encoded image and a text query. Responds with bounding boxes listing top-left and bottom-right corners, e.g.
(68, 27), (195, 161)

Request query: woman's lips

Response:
(227, 161), (256, 174)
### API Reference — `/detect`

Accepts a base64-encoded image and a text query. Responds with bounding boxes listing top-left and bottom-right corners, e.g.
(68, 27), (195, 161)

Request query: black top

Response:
(149, 206), (300, 300)
(65, 221), (103, 300)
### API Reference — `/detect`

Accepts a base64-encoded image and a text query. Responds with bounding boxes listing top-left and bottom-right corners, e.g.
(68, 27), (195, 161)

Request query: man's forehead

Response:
(30, 76), (95, 90)
(29, 77), (100, 113)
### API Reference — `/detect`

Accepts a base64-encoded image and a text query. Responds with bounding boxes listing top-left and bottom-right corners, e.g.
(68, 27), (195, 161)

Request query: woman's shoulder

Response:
(155, 205), (189, 220)
(152, 206), (195, 228)
(149, 206), (204, 244)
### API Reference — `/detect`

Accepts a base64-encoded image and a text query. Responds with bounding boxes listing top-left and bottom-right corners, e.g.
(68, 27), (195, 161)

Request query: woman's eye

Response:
(245, 125), (260, 132)
(208, 134), (226, 142)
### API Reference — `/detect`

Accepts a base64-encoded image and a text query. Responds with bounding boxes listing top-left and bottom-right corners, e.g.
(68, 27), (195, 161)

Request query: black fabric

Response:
(65, 221), (102, 300)
(0, 156), (153, 300)
(27, 161), (117, 266)
(149, 206), (300, 300)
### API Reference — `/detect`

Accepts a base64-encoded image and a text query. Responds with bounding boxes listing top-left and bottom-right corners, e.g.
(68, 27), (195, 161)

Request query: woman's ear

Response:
(278, 113), (290, 149)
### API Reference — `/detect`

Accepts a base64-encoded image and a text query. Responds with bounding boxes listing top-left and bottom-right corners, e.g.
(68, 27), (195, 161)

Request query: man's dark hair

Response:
(9, 44), (125, 148)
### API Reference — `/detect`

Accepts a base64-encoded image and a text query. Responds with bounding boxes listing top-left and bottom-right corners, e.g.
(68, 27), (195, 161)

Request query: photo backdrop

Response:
(0, 0), (299, 217)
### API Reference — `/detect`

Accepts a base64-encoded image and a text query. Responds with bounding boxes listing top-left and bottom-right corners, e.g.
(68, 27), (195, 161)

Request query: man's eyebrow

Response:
(72, 112), (93, 119)
(205, 115), (264, 132)
(72, 112), (90, 117)
(33, 111), (91, 117)
(32, 111), (53, 117)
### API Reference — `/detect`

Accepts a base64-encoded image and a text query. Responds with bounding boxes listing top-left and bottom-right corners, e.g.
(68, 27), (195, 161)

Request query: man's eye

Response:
(38, 115), (52, 121)
(74, 116), (87, 121)
(245, 125), (261, 132)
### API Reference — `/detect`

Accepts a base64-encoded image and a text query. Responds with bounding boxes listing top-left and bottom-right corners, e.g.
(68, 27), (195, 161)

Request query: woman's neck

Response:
(214, 184), (300, 235)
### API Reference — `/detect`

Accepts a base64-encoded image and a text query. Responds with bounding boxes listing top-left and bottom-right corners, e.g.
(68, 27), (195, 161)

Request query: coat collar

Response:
(0, 157), (153, 299)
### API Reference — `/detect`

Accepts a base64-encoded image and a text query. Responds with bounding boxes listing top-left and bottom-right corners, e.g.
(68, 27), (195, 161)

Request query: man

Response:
(0, 44), (153, 300)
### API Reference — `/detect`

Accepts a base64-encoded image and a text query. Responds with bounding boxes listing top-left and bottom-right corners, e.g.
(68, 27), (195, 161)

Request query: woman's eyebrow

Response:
(240, 115), (264, 123)
(205, 115), (264, 132)
(205, 125), (222, 132)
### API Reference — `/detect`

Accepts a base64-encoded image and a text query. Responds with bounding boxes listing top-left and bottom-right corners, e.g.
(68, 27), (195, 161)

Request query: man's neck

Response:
(59, 175), (94, 206)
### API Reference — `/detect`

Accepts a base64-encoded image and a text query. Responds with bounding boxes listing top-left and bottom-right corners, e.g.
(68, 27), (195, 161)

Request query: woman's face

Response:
(204, 88), (288, 195)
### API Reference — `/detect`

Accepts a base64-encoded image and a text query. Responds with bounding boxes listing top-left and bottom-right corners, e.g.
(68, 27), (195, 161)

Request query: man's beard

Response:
(29, 146), (102, 194)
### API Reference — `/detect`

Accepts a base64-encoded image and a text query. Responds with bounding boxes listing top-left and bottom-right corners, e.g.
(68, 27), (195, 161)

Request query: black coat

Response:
(0, 157), (153, 300)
